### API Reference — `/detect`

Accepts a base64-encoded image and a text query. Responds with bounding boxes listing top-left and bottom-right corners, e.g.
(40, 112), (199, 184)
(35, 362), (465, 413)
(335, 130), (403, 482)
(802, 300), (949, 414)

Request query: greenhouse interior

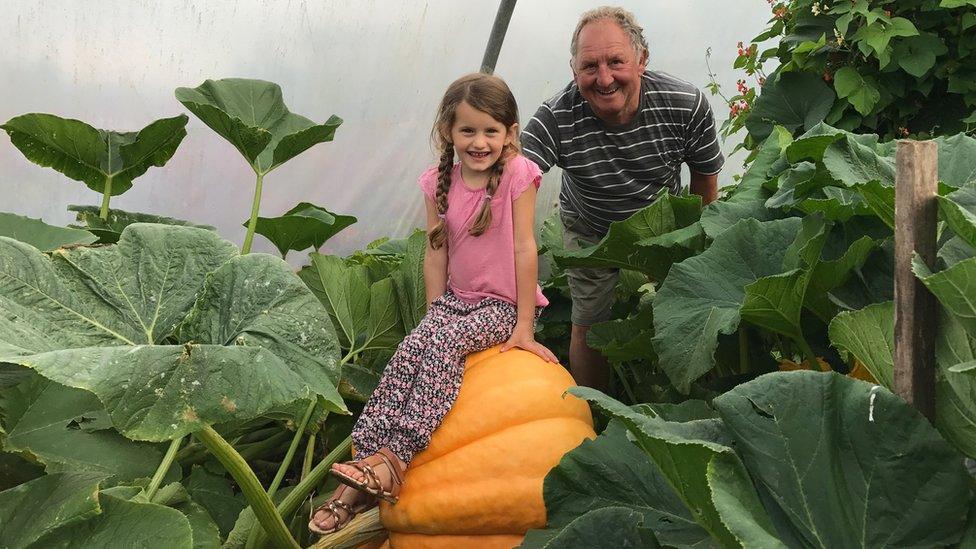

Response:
(2, 0), (976, 547)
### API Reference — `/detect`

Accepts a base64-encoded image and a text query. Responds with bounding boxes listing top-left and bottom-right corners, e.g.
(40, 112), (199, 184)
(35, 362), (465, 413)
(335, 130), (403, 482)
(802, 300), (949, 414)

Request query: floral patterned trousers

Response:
(351, 290), (518, 464)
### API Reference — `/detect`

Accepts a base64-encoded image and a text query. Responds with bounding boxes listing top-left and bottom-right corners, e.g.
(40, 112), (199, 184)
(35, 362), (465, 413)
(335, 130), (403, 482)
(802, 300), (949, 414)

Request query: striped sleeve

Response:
(521, 104), (559, 173)
(682, 90), (724, 176)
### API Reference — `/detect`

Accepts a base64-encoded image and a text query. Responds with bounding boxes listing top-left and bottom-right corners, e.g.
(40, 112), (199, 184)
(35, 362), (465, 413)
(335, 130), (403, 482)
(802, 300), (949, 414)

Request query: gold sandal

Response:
(331, 447), (405, 504)
(307, 483), (376, 535)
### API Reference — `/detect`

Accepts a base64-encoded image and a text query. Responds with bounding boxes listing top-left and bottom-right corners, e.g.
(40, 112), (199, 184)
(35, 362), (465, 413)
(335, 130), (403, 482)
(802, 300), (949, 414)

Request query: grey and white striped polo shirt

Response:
(522, 70), (724, 235)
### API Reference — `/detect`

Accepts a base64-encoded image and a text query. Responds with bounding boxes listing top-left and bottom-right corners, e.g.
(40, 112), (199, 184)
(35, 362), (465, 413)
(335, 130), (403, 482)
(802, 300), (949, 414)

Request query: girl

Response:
(309, 73), (556, 534)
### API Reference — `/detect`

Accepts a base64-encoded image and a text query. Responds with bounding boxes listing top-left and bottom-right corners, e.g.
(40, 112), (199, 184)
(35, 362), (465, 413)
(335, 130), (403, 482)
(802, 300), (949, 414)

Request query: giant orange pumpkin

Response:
(378, 346), (596, 548)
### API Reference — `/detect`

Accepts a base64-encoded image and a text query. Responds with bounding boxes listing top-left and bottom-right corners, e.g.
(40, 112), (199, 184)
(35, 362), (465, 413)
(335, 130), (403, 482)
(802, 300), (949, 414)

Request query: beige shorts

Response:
(560, 210), (619, 326)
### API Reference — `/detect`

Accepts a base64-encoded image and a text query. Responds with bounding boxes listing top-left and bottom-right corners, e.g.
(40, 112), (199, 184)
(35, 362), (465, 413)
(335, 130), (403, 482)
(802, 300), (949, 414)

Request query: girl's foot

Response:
(308, 483), (375, 535)
(331, 447), (407, 503)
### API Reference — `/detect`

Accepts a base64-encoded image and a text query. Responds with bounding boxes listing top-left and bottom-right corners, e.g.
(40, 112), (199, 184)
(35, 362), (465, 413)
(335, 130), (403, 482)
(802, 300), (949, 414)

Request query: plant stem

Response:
(196, 426), (299, 549)
(738, 326), (750, 375)
(242, 171), (265, 254)
(794, 336), (818, 369)
(301, 433), (316, 481)
(145, 436), (183, 501)
(267, 401), (318, 498)
(249, 436), (352, 549)
(99, 175), (114, 219)
(611, 363), (637, 404)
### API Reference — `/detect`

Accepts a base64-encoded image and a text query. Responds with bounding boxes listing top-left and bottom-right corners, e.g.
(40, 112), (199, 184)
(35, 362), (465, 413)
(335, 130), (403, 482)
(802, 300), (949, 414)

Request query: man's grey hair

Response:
(570, 6), (649, 60)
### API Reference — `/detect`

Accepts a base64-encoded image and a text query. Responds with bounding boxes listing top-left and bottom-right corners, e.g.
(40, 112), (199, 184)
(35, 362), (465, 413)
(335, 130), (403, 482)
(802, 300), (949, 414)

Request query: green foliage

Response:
(0, 212), (96, 251)
(246, 202), (357, 258)
(1, 113), (188, 218)
(68, 205), (214, 244)
(713, 0), (976, 154)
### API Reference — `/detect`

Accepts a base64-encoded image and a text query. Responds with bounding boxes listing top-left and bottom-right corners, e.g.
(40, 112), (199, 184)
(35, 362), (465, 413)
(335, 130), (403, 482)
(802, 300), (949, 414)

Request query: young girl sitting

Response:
(309, 72), (557, 534)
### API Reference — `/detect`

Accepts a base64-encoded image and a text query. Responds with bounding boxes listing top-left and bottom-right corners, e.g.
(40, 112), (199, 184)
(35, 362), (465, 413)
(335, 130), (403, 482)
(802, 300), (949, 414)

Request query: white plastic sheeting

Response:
(1, 0), (773, 259)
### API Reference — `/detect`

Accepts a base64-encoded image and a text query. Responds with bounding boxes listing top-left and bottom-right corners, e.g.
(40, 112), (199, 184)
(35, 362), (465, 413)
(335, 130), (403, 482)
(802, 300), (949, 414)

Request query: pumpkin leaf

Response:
(35, 489), (193, 547)
(389, 230), (428, 333)
(587, 305), (656, 364)
(932, 134), (976, 189)
(554, 193), (703, 281)
(68, 205), (214, 244)
(746, 71), (835, 141)
(298, 253), (370, 350)
(175, 78), (341, 174)
(571, 387), (777, 548)
(713, 371), (971, 548)
(1, 372), (170, 482)
(247, 202), (357, 258)
(827, 301), (895, 389)
(529, 420), (711, 548)
(939, 186), (976, 249)
(520, 506), (655, 549)
(653, 217), (826, 393)
(1, 113), (187, 196)
(184, 466), (245, 538)
(914, 255), (976, 338)
(822, 133), (896, 189)
(0, 471), (107, 548)
(0, 224), (345, 441)
(0, 212), (96, 251)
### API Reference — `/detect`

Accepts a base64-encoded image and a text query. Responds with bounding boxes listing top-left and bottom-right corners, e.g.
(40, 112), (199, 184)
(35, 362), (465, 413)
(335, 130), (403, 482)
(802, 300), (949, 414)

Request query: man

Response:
(522, 6), (723, 391)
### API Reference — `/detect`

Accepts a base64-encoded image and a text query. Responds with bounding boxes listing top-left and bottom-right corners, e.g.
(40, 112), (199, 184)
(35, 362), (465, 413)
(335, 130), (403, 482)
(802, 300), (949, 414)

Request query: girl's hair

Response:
(428, 73), (520, 249)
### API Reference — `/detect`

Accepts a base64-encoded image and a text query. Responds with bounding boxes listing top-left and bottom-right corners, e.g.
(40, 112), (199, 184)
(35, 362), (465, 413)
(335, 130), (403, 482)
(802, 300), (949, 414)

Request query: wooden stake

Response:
(894, 140), (938, 421)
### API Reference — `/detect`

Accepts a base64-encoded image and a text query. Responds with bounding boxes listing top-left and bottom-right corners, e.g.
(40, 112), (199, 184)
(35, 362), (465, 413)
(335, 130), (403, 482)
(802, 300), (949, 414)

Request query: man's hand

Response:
(501, 324), (559, 363)
(690, 171), (719, 205)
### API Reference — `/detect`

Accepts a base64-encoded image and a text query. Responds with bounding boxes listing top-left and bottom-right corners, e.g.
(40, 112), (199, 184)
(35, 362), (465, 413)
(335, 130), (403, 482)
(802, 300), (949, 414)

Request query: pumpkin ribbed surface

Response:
(379, 346), (595, 548)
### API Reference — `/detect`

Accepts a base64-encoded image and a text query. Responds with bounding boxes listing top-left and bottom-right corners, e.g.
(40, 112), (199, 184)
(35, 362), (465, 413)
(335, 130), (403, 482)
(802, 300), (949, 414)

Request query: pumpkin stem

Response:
(311, 507), (386, 549)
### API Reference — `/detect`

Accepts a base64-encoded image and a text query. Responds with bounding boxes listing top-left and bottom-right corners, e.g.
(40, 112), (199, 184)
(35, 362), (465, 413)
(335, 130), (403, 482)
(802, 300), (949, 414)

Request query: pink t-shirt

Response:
(418, 154), (549, 308)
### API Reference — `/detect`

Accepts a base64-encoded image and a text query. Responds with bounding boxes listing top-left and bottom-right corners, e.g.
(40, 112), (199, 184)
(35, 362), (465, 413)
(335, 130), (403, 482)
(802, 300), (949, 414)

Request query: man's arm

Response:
(690, 171), (718, 205)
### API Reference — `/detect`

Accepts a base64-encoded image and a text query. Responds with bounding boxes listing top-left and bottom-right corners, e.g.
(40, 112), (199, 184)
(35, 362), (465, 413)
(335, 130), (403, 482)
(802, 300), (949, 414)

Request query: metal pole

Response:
(480, 0), (518, 74)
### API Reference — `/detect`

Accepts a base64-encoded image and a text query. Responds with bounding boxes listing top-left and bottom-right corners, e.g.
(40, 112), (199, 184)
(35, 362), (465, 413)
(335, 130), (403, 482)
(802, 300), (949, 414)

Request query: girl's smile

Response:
(450, 100), (516, 185)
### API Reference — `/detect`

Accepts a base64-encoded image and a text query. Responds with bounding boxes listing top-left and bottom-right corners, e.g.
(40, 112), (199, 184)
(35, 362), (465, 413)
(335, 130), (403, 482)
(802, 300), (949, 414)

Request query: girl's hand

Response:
(501, 326), (558, 363)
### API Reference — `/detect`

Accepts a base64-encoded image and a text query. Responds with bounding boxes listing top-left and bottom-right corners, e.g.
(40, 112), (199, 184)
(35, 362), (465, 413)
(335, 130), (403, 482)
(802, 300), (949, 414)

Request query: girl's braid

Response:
(468, 159), (504, 236)
(428, 146), (454, 249)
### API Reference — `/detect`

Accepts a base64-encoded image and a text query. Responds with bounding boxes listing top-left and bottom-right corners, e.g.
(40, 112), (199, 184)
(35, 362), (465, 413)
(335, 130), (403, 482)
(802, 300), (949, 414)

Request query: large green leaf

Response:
(299, 253), (370, 350)
(700, 128), (791, 240)
(587, 305), (656, 364)
(521, 507), (655, 549)
(653, 217), (825, 392)
(1, 113), (187, 195)
(746, 71), (835, 141)
(0, 471), (106, 547)
(827, 301), (895, 388)
(914, 255), (976, 338)
(939, 186), (976, 249)
(0, 212), (96, 251)
(68, 205), (214, 244)
(554, 193), (703, 281)
(1, 372), (168, 482)
(184, 466), (245, 537)
(389, 230), (428, 333)
(35, 490), (193, 547)
(525, 421), (711, 548)
(833, 67), (880, 116)
(933, 134), (976, 189)
(0, 224), (344, 441)
(822, 133), (895, 189)
(714, 371), (972, 548)
(247, 202), (357, 258)
(175, 78), (341, 174)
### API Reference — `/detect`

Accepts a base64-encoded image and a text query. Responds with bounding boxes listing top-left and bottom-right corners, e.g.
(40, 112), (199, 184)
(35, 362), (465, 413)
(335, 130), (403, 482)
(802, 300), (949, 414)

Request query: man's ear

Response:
(569, 58), (577, 77)
(638, 49), (649, 70)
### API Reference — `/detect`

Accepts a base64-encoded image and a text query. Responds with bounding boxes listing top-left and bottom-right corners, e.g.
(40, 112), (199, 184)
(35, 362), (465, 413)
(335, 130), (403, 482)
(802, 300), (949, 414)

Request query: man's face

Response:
(572, 20), (647, 126)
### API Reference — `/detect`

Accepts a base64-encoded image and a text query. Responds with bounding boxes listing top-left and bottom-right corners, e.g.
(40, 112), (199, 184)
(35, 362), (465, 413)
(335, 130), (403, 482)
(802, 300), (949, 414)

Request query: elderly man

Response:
(522, 6), (724, 391)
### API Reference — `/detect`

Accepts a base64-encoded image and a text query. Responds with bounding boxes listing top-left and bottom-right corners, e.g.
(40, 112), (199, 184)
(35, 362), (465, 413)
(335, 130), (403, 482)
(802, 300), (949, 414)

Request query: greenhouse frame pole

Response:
(481, 0), (518, 74)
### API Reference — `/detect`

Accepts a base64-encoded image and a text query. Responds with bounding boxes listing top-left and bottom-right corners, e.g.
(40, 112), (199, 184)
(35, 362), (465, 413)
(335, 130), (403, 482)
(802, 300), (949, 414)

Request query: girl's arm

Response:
(501, 183), (558, 363)
(423, 196), (448, 307)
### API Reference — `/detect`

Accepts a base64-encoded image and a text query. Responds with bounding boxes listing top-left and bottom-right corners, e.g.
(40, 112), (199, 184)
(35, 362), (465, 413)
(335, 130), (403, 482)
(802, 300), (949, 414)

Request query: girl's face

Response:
(449, 101), (516, 179)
